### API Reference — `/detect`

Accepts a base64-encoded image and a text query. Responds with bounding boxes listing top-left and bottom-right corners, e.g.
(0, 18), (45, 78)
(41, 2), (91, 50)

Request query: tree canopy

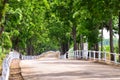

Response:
(0, 0), (119, 55)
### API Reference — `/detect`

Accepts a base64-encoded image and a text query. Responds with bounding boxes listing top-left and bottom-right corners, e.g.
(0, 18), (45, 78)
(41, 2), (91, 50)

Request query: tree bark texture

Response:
(72, 26), (77, 50)
(27, 39), (34, 55)
(13, 37), (19, 51)
(109, 18), (114, 61)
(80, 35), (83, 50)
(60, 42), (69, 55)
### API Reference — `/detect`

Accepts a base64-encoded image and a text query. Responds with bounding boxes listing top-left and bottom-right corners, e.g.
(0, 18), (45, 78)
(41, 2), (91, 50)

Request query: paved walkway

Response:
(20, 58), (120, 80)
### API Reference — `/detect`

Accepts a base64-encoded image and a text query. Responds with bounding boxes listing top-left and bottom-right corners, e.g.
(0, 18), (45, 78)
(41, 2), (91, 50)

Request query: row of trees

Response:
(0, 0), (120, 57)
(0, 0), (57, 54)
(44, 0), (120, 55)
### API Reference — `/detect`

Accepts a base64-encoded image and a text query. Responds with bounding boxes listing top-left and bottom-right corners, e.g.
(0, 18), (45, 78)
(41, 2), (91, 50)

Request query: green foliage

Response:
(0, 32), (12, 50)
(10, 30), (19, 37)
(0, 55), (6, 65)
(0, 0), (119, 55)
(104, 46), (110, 52)
(114, 46), (119, 53)
(0, 47), (6, 65)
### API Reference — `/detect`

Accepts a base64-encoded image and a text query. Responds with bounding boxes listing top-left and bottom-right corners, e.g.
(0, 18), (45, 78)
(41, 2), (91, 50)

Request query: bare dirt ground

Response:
(20, 52), (120, 80)
(0, 59), (23, 80)
(9, 59), (24, 80)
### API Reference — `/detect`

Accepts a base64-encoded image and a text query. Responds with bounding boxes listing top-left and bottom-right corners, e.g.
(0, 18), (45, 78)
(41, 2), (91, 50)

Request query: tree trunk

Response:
(60, 42), (69, 55)
(60, 43), (64, 55)
(80, 35), (84, 50)
(27, 45), (31, 55)
(72, 26), (77, 50)
(13, 37), (19, 51)
(94, 43), (99, 58)
(94, 43), (99, 51)
(27, 39), (34, 55)
(65, 42), (69, 58)
(118, 12), (120, 62)
(109, 18), (114, 61)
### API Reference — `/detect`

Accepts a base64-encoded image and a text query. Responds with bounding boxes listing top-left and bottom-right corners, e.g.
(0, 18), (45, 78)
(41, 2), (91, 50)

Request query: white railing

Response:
(22, 55), (40, 60)
(0, 51), (20, 80)
(60, 54), (67, 59)
(68, 50), (120, 64)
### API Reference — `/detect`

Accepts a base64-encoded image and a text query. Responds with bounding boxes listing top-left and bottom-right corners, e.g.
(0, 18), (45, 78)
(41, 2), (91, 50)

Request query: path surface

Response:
(20, 53), (120, 80)
(20, 59), (120, 80)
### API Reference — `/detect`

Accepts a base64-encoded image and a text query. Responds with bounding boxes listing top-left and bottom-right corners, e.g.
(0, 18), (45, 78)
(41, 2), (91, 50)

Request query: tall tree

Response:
(0, 0), (9, 35)
(119, 12), (120, 61)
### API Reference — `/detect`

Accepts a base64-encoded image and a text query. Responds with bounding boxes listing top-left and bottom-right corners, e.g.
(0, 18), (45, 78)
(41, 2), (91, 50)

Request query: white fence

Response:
(60, 54), (67, 59)
(68, 50), (120, 64)
(0, 51), (20, 80)
(22, 55), (41, 60)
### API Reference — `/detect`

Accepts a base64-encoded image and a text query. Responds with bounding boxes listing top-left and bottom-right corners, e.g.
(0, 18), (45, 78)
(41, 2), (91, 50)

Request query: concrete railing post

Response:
(98, 51), (101, 61)
(93, 51), (96, 60)
(89, 50), (91, 60)
(79, 50), (80, 58)
(76, 50), (78, 59)
(73, 51), (75, 59)
(104, 52), (107, 62)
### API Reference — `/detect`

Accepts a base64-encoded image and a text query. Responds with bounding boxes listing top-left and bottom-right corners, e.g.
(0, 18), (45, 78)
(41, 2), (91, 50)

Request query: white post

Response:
(76, 50), (77, 59)
(74, 51), (76, 59)
(76, 50), (78, 59)
(93, 51), (96, 60)
(81, 50), (84, 58)
(104, 52), (107, 62)
(80, 50), (82, 58)
(98, 51), (101, 60)
(86, 50), (88, 59)
(78, 50), (80, 58)
(89, 50), (91, 59)
(64, 53), (66, 59)
(83, 43), (88, 59)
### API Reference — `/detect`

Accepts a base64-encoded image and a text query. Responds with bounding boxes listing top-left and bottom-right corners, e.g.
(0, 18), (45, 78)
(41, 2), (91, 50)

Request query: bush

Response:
(104, 46), (110, 52)
(1, 32), (12, 50)
(114, 46), (118, 53)
(0, 53), (6, 65)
